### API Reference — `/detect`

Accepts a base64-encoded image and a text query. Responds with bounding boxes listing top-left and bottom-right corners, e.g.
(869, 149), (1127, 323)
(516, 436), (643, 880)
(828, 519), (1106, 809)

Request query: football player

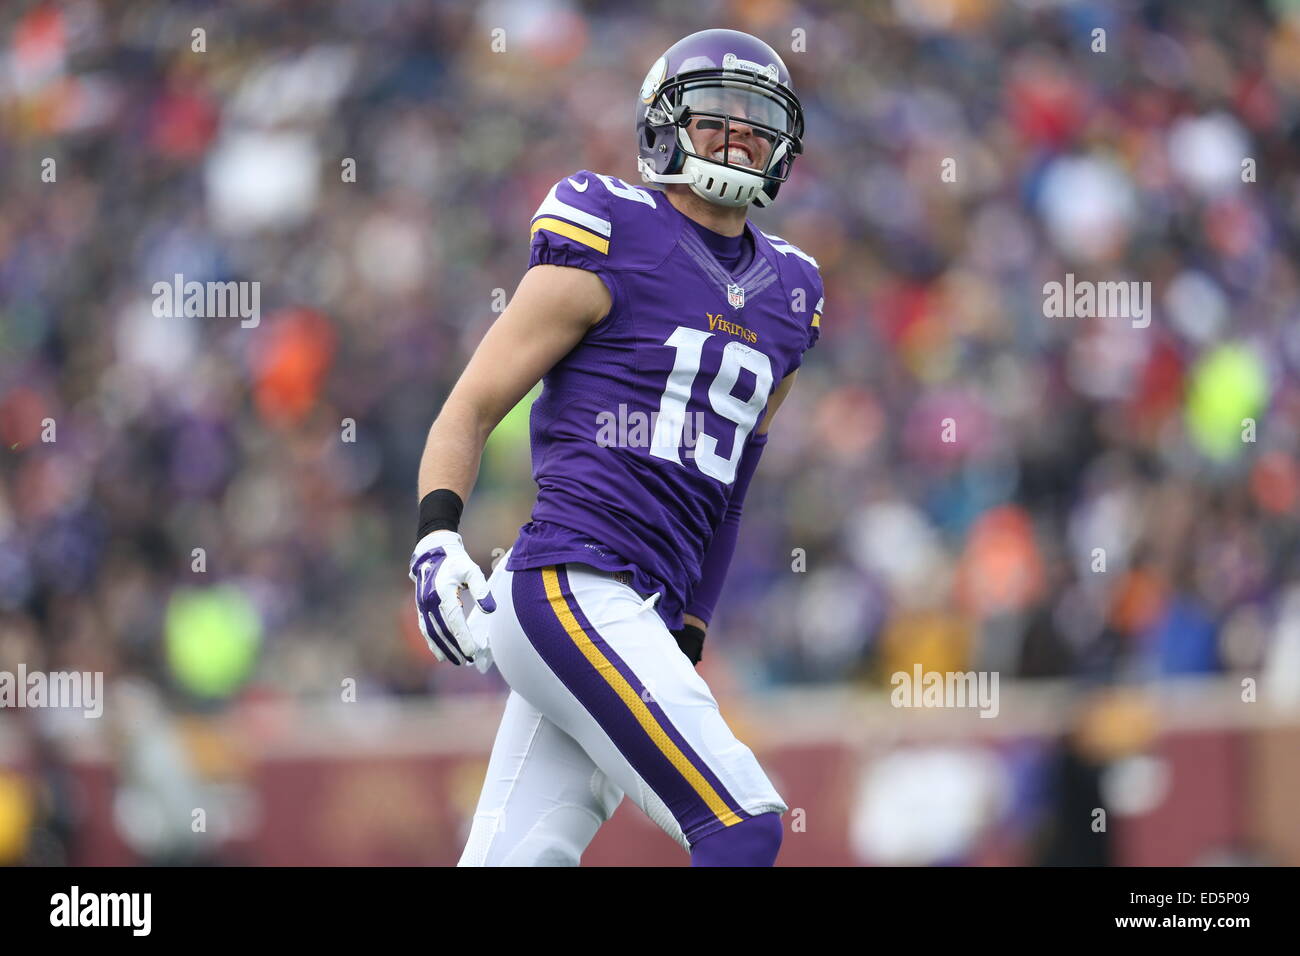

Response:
(410, 28), (823, 866)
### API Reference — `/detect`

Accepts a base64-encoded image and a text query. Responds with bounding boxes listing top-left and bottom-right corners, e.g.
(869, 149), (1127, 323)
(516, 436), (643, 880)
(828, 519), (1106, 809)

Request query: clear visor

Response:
(678, 82), (794, 138)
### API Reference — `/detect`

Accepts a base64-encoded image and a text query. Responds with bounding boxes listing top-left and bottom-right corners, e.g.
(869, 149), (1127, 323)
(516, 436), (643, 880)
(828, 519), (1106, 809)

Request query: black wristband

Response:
(671, 623), (706, 666)
(417, 489), (464, 540)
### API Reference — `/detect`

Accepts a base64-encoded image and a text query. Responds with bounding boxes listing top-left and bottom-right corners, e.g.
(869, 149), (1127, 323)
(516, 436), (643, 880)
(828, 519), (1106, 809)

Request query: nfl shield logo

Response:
(727, 283), (745, 309)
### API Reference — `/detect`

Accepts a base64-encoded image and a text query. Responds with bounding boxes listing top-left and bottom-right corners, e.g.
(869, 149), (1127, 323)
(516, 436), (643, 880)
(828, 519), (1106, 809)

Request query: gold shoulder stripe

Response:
(811, 312), (821, 328)
(531, 217), (610, 255)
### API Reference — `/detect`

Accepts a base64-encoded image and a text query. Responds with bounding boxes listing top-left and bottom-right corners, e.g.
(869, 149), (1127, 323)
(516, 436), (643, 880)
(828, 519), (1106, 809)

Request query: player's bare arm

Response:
(408, 263), (610, 666)
(416, 264), (611, 501)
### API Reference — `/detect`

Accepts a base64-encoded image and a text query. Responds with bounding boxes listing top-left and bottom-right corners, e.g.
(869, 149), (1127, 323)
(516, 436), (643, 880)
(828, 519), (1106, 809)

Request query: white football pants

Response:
(457, 550), (786, 866)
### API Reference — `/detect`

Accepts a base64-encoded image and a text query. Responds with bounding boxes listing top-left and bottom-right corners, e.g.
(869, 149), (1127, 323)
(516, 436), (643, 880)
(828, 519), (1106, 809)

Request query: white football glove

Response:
(409, 530), (496, 667)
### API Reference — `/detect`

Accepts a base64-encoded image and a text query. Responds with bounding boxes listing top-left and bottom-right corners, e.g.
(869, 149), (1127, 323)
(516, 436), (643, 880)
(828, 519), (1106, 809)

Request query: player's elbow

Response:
(430, 386), (498, 448)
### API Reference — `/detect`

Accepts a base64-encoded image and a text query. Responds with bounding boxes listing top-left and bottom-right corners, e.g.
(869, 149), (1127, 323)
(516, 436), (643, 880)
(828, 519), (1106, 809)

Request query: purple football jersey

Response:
(506, 170), (824, 629)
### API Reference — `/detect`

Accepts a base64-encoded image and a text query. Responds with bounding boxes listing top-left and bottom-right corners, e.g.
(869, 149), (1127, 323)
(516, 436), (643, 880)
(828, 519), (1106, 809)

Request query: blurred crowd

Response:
(3, 0), (1300, 728)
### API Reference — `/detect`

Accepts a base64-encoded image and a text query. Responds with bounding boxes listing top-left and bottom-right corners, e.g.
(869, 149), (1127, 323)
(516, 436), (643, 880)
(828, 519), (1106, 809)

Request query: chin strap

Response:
(638, 145), (778, 209)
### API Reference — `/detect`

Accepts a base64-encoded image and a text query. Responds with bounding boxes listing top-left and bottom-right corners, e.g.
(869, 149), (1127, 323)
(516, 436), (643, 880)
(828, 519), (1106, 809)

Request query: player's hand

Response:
(672, 623), (706, 667)
(409, 531), (496, 665)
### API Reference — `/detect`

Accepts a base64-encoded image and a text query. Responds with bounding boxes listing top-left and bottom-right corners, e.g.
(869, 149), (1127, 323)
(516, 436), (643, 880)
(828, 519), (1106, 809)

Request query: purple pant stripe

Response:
(511, 564), (750, 841)
(551, 567), (746, 816)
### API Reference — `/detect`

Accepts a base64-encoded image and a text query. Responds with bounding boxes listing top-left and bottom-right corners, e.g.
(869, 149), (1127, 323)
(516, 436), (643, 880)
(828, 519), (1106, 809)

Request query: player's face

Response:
(681, 86), (784, 173)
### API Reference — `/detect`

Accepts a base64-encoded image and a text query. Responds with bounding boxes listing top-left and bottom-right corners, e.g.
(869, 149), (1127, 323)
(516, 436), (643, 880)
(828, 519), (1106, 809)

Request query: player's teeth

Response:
(713, 148), (750, 163)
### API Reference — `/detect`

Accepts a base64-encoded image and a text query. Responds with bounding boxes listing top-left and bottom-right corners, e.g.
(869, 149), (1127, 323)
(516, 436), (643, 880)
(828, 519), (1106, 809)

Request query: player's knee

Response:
(501, 837), (582, 867)
(497, 805), (605, 867)
(690, 811), (783, 867)
(467, 806), (603, 868)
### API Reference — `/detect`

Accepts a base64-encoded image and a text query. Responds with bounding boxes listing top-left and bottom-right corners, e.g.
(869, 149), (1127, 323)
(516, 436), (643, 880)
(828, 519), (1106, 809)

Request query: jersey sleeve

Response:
(784, 265), (824, 377)
(529, 171), (614, 269)
(808, 274), (823, 351)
